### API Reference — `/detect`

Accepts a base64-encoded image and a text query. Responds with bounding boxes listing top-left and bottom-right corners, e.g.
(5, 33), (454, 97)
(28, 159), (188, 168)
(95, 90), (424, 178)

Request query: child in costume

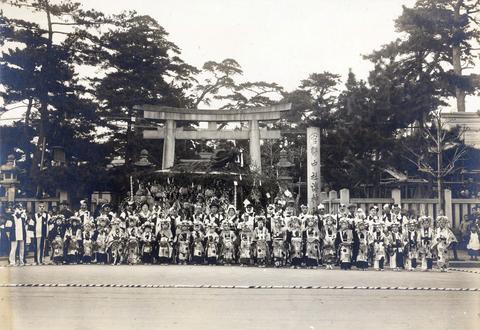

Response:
(418, 216), (434, 271)
(271, 215), (287, 267)
(140, 221), (156, 264)
(94, 216), (109, 264)
(336, 217), (353, 270)
(107, 218), (126, 265)
(205, 222), (220, 265)
(49, 215), (66, 265)
(366, 206), (380, 230)
(64, 216), (83, 264)
(238, 222), (254, 266)
(289, 216), (304, 268)
(354, 219), (370, 270)
(466, 221), (480, 260)
(371, 222), (386, 271)
(253, 216), (270, 267)
(175, 220), (192, 264)
(239, 201), (256, 230)
(386, 222), (405, 271)
(81, 220), (95, 264)
(126, 215), (141, 265)
(220, 220), (236, 265)
(304, 215), (321, 268)
(322, 214), (337, 270)
(157, 217), (174, 264)
(433, 215), (457, 272)
(404, 219), (419, 271)
(191, 220), (205, 265)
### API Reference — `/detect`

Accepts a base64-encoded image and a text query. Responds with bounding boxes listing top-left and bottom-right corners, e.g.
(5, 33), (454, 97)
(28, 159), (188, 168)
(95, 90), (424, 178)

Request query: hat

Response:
(226, 204), (236, 213)
(317, 203), (326, 210)
(243, 199), (252, 207)
(369, 205), (379, 211)
(348, 203), (357, 209)
(80, 200), (87, 207)
(383, 204), (390, 210)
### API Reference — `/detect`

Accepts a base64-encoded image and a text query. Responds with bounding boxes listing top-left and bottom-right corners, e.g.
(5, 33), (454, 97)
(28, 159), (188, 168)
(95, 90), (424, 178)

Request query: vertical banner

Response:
(307, 127), (321, 211)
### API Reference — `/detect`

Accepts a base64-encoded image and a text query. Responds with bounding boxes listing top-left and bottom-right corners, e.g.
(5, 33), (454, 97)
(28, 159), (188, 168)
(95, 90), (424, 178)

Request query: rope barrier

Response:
(0, 283), (478, 292)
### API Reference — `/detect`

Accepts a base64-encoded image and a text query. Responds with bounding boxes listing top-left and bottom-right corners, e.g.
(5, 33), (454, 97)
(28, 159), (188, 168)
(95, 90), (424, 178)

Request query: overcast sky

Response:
(1, 0), (479, 121)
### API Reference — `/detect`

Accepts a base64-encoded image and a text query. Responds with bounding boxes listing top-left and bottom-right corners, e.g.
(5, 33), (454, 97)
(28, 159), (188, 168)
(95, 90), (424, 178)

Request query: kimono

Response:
(253, 226), (270, 266)
(157, 221), (173, 264)
(434, 227), (457, 271)
(466, 226), (480, 258)
(322, 224), (337, 269)
(371, 229), (386, 270)
(238, 225), (253, 265)
(5, 210), (28, 266)
(220, 222), (236, 264)
(336, 229), (353, 270)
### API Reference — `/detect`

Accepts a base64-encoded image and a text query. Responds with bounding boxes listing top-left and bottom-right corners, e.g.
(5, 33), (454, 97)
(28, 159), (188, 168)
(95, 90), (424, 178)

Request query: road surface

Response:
(0, 265), (479, 330)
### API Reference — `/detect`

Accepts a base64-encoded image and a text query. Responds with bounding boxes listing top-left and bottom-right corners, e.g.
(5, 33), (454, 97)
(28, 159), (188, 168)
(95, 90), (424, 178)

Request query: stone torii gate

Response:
(134, 104), (292, 173)
(136, 103), (322, 209)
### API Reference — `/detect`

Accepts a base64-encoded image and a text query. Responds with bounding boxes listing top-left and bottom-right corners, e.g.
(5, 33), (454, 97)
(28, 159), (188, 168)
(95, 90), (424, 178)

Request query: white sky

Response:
(1, 0), (479, 123)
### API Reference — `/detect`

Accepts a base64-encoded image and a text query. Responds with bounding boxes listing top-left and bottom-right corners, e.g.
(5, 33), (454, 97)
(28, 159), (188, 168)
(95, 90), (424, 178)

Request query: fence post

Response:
(391, 188), (401, 206)
(340, 188), (350, 206)
(444, 189), (453, 227)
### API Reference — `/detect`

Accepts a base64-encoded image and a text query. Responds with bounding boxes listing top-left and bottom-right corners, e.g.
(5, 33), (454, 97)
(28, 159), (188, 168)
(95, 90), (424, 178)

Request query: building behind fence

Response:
(320, 188), (480, 229)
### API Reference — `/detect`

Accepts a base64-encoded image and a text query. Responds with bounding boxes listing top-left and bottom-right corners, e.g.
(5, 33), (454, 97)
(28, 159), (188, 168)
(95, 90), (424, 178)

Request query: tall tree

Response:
(94, 12), (196, 167)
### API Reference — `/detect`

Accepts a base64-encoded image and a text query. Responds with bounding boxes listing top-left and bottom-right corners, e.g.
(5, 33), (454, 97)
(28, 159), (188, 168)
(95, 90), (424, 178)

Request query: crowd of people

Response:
(2, 182), (479, 271)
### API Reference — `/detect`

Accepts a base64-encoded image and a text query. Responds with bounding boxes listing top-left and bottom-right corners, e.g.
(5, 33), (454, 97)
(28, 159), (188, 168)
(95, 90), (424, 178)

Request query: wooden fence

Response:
(319, 188), (480, 229)
(0, 197), (61, 214)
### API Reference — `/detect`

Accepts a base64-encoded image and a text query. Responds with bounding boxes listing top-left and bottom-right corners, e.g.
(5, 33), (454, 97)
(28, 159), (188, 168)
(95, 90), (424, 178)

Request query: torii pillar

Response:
(162, 119), (176, 169)
(249, 120), (261, 173)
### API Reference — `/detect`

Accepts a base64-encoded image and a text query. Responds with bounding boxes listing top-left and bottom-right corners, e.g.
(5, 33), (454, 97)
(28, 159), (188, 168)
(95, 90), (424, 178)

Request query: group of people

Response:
(2, 188), (478, 272)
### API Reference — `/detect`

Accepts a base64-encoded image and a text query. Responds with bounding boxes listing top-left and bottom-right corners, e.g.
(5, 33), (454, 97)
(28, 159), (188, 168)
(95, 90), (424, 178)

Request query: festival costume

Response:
(157, 218), (174, 264)
(404, 220), (419, 270)
(271, 216), (287, 267)
(433, 216), (457, 271)
(238, 222), (253, 265)
(371, 223), (386, 270)
(28, 210), (50, 264)
(304, 215), (321, 267)
(140, 221), (156, 264)
(107, 219), (126, 265)
(94, 218), (109, 264)
(175, 220), (192, 264)
(48, 216), (66, 265)
(5, 207), (28, 266)
(64, 217), (82, 264)
(354, 221), (370, 270)
(336, 218), (353, 270)
(418, 217), (434, 271)
(322, 215), (337, 269)
(205, 223), (220, 265)
(220, 221), (236, 265)
(289, 216), (304, 267)
(253, 217), (270, 266)
(386, 224), (405, 270)
(191, 221), (205, 264)
(82, 222), (95, 264)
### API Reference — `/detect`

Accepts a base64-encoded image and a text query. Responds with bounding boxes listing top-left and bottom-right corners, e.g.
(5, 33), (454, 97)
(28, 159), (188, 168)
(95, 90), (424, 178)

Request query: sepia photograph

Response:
(0, 0), (479, 329)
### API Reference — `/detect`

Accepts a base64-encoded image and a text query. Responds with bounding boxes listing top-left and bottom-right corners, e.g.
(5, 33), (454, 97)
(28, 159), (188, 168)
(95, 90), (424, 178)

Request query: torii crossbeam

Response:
(134, 103), (292, 173)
